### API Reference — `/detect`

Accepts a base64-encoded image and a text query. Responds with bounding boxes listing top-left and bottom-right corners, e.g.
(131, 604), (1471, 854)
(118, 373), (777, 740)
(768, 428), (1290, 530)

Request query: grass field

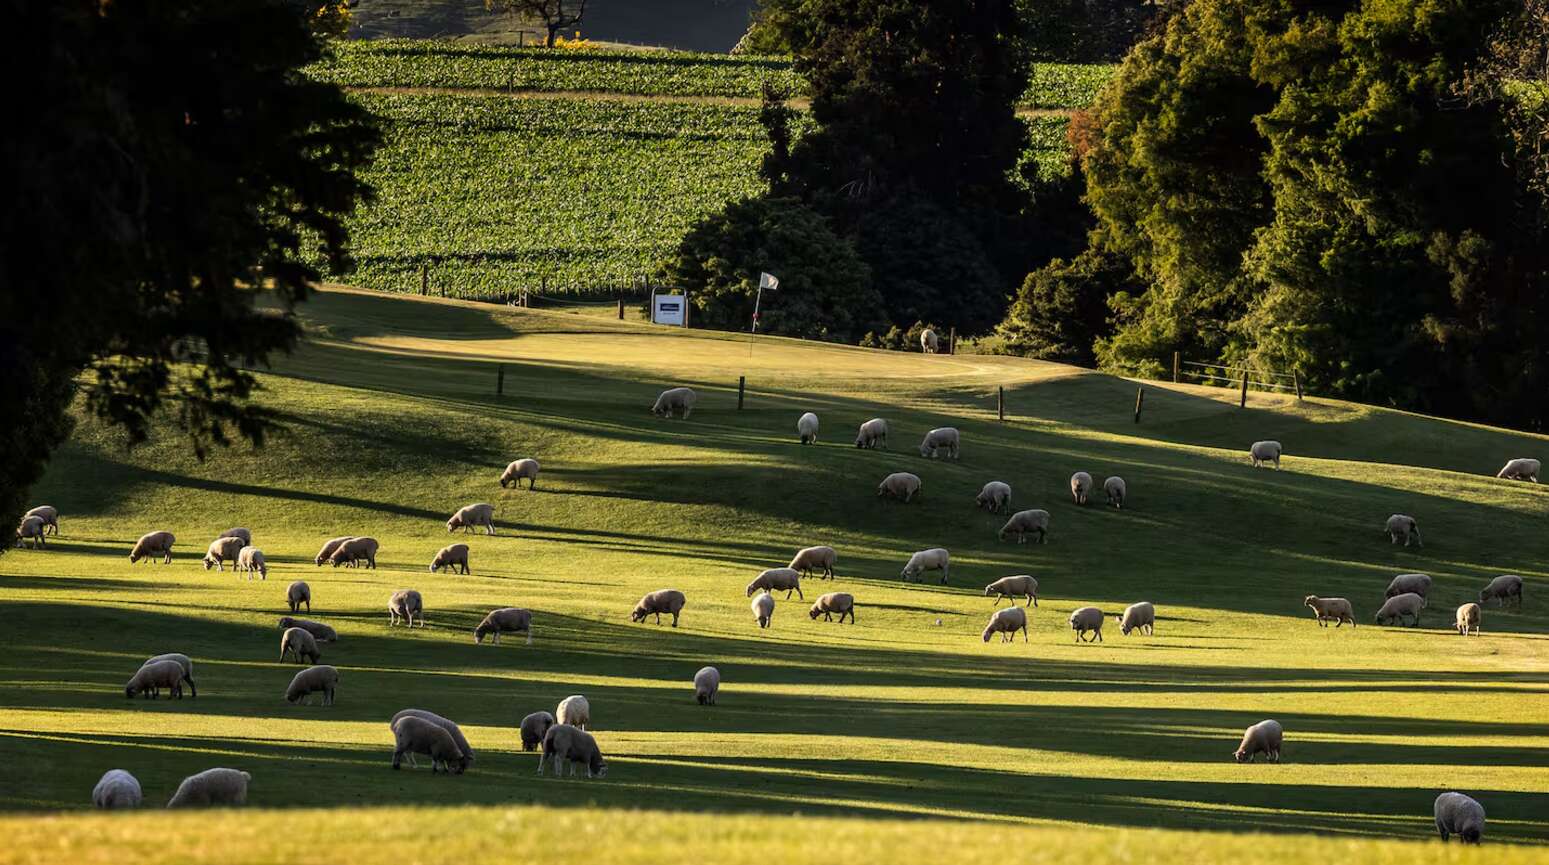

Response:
(3, 287), (1547, 858)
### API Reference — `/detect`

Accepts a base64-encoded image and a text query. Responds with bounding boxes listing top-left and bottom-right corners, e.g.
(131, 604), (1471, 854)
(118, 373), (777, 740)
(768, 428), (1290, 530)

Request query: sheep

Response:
(1117, 601), (1155, 636)
(1069, 471), (1093, 505)
(998, 509), (1049, 544)
(1374, 592), (1426, 627)
(556, 695), (590, 730)
(855, 418), (889, 449)
(237, 546), (267, 581)
(1233, 719), (1283, 763)
(789, 545), (837, 580)
(537, 723), (607, 778)
(982, 607), (1028, 643)
(746, 567), (803, 600)
(391, 709), (475, 766)
(985, 575), (1038, 608)
(286, 581), (311, 614)
(1069, 606), (1104, 643)
(797, 412), (820, 445)
(877, 471), (922, 503)
(278, 617), (337, 642)
(475, 607), (532, 645)
(285, 665), (340, 706)
(446, 502), (496, 536)
(809, 592), (855, 624)
(14, 515), (45, 549)
(129, 530), (175, 564)
(631, 589), (686, 627)
(751, 591), (775, 629)
(279, 627), (322, 664)
(430, 543), (471, 575)
(1385, 572), (1432, 600)
(124, 659), (185, 699)
(1479, 575), (1524, 608)
(1250, 440), (1282, 469)
(314, 536), (354, 567)
(519, 711), (556, 752)
(1456, 603), (1482, 637)
(91, 769), (142, 809)
(328, 536), (378, 569)
(202, 536), (245, 572)
(694, 666), (721, 705)
(900, 547), (950, 584)
(142, 653), (197, 698)
(388, 590), (424, 628)
(1303, 596), (1355, 628)
(390, 716), (466, 774)
(1385, 514), (1422, 548)
(499, 458), (540, 490)
(166, 768), (251, 808)
(1434, 792), (1486, 844)
(1103, 476), (1126, 509)
(24, 505), (59, 535)
(975, 481), (1012, 514)
(1495, 457), (1540, 482)
(651, 386), (697, 419)
(918, 427), (960, 460)
(921, 328), (940, 354)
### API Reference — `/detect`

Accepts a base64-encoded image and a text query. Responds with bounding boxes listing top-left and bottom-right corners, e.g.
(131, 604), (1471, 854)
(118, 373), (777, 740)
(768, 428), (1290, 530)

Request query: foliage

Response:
(1020, 0), (1175, 63)
(485, 0), (588, 47)
(852, 197), (1009, 335)
(1458, 0), (1549, 202)
(1023, 62), (1119, 108)
(997, 248), (1137, 365)
(732, 1), (792, 56)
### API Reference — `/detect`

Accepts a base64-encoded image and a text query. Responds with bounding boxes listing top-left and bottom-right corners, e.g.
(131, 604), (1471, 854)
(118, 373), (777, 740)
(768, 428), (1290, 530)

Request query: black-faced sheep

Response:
(985, 575), (1038, 607)
(631, 589), (685, 627)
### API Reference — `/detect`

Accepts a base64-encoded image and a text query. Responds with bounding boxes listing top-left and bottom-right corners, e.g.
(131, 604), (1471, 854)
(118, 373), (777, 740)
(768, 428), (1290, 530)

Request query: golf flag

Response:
(759, 272), (780, 291)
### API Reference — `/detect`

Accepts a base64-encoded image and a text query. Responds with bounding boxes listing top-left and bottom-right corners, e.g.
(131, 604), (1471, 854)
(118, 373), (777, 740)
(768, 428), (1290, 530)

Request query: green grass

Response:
(4, 287), (1548, 855)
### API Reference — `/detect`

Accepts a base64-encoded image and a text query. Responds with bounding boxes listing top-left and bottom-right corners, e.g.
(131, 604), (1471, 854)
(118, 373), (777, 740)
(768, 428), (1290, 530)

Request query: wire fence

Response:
(1173, 353), (1304, 401)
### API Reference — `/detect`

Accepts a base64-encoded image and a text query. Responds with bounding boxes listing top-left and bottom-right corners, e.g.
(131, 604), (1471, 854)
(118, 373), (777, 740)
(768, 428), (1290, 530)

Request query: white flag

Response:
(759, 272), (780, 291)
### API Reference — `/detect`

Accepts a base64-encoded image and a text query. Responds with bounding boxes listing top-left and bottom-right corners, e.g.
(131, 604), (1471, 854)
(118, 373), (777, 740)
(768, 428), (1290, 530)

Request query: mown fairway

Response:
(2, 287), (1547, 856)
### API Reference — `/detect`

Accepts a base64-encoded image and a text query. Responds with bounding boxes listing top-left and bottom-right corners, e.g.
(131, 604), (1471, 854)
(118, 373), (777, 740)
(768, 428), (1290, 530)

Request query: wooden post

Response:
(420, 264), (428, 296)
(617, 298), (625, 320)
(1293, 370), (1303, 401)
(684, 292), (691, 328)
(998, 386), (1005, 422)
(737, 375), (745, 410)
(1239, 367), (1249, 408)
(1172, 351), (1180, 383)
(496, 365), (504, 396)
(1133, 386), (1144, 424)
(948, 327), (957, 355)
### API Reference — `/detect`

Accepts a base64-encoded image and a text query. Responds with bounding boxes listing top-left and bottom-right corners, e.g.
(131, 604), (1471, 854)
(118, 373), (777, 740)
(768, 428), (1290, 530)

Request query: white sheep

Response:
(499, 458), (541, 490)
(651, 386), (697, 419)
(1103, 476), (1126, 509)
(975, 481), (1011, 514)
(1250, 440), (1283, 469)
(129, 530), (175, 564)
(1434, 792), (1486, 843)
(219, 527), (252, 546)
(286, 581), (311, 614)
(1234, 719), (1283, 763)
(285, 665), (340, 706)
(985, 575), (1038, 607)
(900, 547), (949, 584)
(430, 543), (470, 574)
(278, 617), (337, 642)
(91, 769), (142, 809)
(446, 502), (496, 535)
(1117, 601), (1155, 636)
(982, 607), (1028, 643)
(24, 505), (59, 535)
(1479, 575), (1523, 608)
(877, 471), (922, 503)
(1385, 514), (1422, 547)
(1385, 572), (1432, 599)
(15, 515), (45, 549)
(920, 328), (939, 354)
(475, 607), (532, 645)
(1303, 596), (1355, 628)
(388, 589), (424, 628)
(520, 711), (556, 752)
(237, 546), (267, 581)
(391, 709), (475, 766)
(556, 695), (590, 730)
(314, 536), (354, 567)
(202, 536), (245, 571)
(1069, 606), (1104, 643)
(1456, 603), (1481, 637)
(797, 412), (819, 445)
(918, 427), (960, 459)
(746, 567), (803, 600)
(854, 418), (889, 449)
(166, 768), (251, 808)
(328, 536), (378, 569)
(998, 509), (1049, 544)
(788, 545), (836, 580)
(141, 653), (197, 698)
(694, 666), (721, 705)
(751, 591), (775, 629)
(1375, 592), (1426, 627)
(280, 627), (322, 664)
(809, 592), (855, 623)
(1069, 471), (1093, 505)
(390, 716), (466, 774)
(1495, 457), (1540, 482)
(125, 659), (186, 699)
(537, 724), (607, 778)
(631, 589), (685, 627)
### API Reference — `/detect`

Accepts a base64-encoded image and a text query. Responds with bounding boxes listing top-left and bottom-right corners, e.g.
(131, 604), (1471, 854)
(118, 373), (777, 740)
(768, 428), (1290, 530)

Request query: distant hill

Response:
(348, 0), (759, 52)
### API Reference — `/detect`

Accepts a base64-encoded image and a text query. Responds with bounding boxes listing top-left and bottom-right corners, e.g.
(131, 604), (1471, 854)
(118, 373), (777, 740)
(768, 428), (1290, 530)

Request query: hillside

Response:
(346, 0), (760, 52)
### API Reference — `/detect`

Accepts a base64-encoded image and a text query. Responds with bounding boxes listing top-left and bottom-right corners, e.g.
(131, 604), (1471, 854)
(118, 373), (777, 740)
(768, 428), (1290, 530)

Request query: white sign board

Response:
(652, 293), (686, 326)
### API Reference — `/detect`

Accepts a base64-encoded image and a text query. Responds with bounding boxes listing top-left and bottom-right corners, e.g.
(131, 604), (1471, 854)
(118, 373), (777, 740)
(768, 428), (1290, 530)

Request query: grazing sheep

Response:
(1069, 606), (1104, 643)
(1479, 575), (1524, 608)
(918, 427), (960, 460)
(751, 591), (775, 629)
(788, 545), (837, 580)
(1234, 719), (1283, 763)
(166, 768), (251, 808)
(1303, 596), (1355, 628)
(1495, 457), (1540, 482)
(314, 536), (354, 567)
(388, 590), (424, 628)
(1117, 601), (1155, 636)
(446, 502), (496, 536)
(499, 458), (541, 490)
(975, 481), (1012, 514)
(129, 531), (175, 564)
(1456, 603), (1482, 637)
(91, 769), (141, 809)
(998, 509), (1049, 544)
(809, 592), (855, 624)
(797, 412), (820, 445)
(279, 627), (322, 664)
(694, 666), (721, 705)
(328, 536), (378, 569)
(1385, 572), (1432, 599)
(1069, 472), (1093, 505)
(537, 724), (607, 778)
(901, 548), (950, 584)
(1375, 592), (1426, 627)
(1103, 476), (1126, 509)
(651, 386), (697, 419)
(429, 543), (470, 575)
(390, 716), (466, 774)
(746, 567), (803, 600)
(391, 709), (475, 766)
(24, 505), (59, 535)
(219, 527), (252, 546)
(855, 418), (889, 449)
(142, 653), (197, 698)
(1385, 514), (1422, 548)
(982, 607), (1028, 643)
(286, 581), (311, 614)
(124, 659), (185, 699)
(877, 471), (922, 503)
(15, 515), (45, 549)
(1434, 792), (1486, 844)
(278, 617), (337, 642)
(631, 589), (686, 627)
(237, 547), (267, 581)
(474, 608), (532, 645)
(519, 711), (556, 752)
(285, 665), (340, 706)
(985, 575), (1038, 608)
(202, 536), (245, 572)
(920, 328), (939, 354)
(1250, 440), (1283, 469)
(556, 695), (590, 730)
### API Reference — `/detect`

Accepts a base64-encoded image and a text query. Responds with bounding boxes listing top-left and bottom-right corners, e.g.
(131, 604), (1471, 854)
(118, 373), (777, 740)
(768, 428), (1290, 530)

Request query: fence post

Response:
(420, 264), (428, 296)
(1172, 351), (1180, 383)
(1239, 367), (1249, 408)
(684, 292), (691, 328)
(1134, 386), (1145, 424)
(496, 365), (504, 396)
(617, 298), (625, 320)
(998, 386), (1005, 422)
(1293, 370), (1303, 401)
(737, 375), (745, 410)
(948, 327), (957, 355)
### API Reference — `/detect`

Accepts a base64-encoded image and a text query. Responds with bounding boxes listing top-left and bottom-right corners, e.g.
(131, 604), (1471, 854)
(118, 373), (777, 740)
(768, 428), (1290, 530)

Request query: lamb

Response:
(920, 328), (939, 354)
(788, 545), (837, 580)
(1233, 719), (1283, 763)
(1303, 596), (1355, 628)
(285, 665), (340, 706)
(631, 589), (686, 627)
(391, 709), (475, 766)
(1385, 514), (1422, 547)
(328, 536), (378, 569)
(1117, 601), (1155, 636)
(975, 481), (1012, 514)
(237, 546), (267, 581)
(985, 575), (1038, 607)
(877, 471), (922, 503)
(746, 567), (803, 600)
(166, 768), (251, 808)
(279, 627), (322, 664)
(1103, 476), (1126, 509)
(751, 591), (775, 629)
(694, 666), (721, 705)
(982, 607), (1028, 643)
(998, 509), (1049, 544)
(519, 711), (556, 751)
(1069, 606), (1104, 643)
(219, 527), (252, 546)
(797, 412), (820, 445)
(124, 659), (185, 699)
(142, 653), (197, 698)
(129, 530), (175, 564)
(1495, 457), (1540, 482)
(651, 386), (697, 419)
(430, 543), (471, 574)
(24, 505), (59, 535)
(91, 769), (142, 809)
(1434, 792), (1486, 844)
(537, 723), (607, 778)
(278, 617), (337, 642)
(499, 458), (540, 490)
(1456, 603), (1482, 637)
(1479, 575), (1523, 608)
(286, 581), (311, 614)
(1385, 572), (1432, 599)
(854, 418), (889, 449)
(15, 515), (45, 549)
(474, 607), (533, 645)
(556, 695), (590, 730)
(900, 547), (950, 584)
(1250, 440), (1283, 469)
(918, 427), (960, 459)
(1374, 592), (1426, 627)
(388, 589), (424, 628)
(390, 716), (467, 774)
(809, 592), (855, 623)
(1069, 472), (1093, 505)
(446, 502), (496, 536)
(315, 536), (354, 567)
(202, 536), (245, 571)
